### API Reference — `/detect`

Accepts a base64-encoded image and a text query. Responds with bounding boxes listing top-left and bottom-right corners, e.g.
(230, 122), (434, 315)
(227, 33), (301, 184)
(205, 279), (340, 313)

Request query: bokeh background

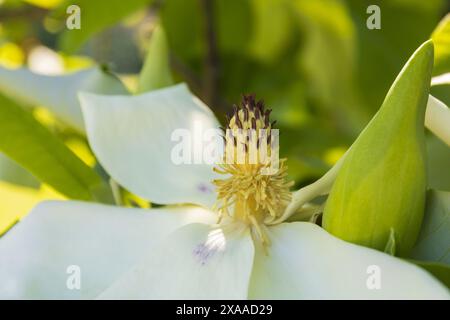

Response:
(0, 0), (449, 233)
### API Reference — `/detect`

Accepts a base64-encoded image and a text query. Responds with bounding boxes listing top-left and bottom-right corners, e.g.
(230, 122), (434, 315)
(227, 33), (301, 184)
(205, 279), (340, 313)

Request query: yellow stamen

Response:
(213, 95), (293, 249)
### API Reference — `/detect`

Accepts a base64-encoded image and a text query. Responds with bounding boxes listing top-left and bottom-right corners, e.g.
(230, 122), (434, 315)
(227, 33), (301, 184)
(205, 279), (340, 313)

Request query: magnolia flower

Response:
(0, 83), (448, 300)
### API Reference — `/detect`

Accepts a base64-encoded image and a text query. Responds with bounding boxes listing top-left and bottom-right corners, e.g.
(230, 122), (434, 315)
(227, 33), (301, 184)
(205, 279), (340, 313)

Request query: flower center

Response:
(213, 95), (293, 247)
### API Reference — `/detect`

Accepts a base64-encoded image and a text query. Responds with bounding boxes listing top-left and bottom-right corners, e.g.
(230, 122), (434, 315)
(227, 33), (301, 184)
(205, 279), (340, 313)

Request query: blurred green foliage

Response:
(432, 13), (450, 76)
(0, 0), (448, 188)
(0, 92), (112, 202)
(0, 0), (448, 286)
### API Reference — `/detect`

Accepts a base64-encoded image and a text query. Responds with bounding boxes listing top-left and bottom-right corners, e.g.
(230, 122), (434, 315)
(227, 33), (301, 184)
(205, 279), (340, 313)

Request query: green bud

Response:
(322, 40), (434, 256)
(137, 25), (174, 93)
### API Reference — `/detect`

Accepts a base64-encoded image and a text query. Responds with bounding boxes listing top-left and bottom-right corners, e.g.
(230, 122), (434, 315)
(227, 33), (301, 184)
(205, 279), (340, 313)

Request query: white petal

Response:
(249, 222), (449, 299)
(426, 95), (450, 147)
(0, 67), (128, 132)
(431, 73), (450, 86)
(79, 84), (220, 207)
(0, 201), (215, 299)
(98, 223), (254, 299)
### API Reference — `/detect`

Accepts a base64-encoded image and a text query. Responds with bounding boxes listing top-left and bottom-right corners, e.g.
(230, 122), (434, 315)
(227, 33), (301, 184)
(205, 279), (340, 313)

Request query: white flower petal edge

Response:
(0, 200), (216, 299)
(249, 222), (449, 299)
(431, 73), (450, 86)
(79, 84), (220, 207)
(426, 95), (450, 147)
(0, 67), (128, 132)
(98, 223), (254, 299)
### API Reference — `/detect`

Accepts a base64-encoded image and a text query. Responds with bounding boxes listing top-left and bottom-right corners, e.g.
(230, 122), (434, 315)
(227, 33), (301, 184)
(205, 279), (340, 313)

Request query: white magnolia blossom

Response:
(0, 84), (448, 299)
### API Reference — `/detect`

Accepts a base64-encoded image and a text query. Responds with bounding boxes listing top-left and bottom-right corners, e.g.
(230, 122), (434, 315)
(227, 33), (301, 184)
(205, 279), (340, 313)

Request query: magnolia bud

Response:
(322, 40), (434, 256)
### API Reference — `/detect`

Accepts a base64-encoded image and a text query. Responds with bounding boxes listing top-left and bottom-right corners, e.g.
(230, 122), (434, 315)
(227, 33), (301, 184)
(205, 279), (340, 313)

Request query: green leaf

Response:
(411, 190), (450, 264)
(0, 93), (111, 202)
(323, 41), (434, 256)
(0, 66), (128, 132)
(54, 0), (153, 53)
(137, 26), (174, 93)
(411, 260), (450, 289)
(432, 13), (450, 76)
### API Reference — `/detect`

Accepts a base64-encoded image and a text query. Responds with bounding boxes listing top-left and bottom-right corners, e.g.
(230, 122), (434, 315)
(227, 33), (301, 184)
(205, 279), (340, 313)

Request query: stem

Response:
(200, 0), (220, 110)
(0, 7), (46, 21)
(170, 53), (229, 114)
(170, 54), (203, 93)
(266, 152), (347, 225)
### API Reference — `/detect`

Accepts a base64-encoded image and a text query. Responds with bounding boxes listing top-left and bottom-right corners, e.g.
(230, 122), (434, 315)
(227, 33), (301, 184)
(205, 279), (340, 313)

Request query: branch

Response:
(0, 7), (46, 21)
(200, 0), (221, 111)
(170, 54), (203, 93)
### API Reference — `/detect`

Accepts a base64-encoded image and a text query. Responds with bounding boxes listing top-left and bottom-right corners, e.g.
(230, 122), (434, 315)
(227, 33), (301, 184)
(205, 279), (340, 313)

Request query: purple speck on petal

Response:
(197, 183), (213, 194)
(192, 243), (216, 266)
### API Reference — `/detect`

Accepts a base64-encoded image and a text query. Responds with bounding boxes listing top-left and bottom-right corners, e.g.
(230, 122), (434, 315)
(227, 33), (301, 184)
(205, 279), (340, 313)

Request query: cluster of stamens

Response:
(213, 95), (293, 247)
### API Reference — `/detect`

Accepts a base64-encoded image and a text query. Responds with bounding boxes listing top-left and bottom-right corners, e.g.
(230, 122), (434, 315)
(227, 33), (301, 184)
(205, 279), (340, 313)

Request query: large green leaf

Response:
(323, 41), (434, 256)
(53, 0), (153, 53)
(0, 93), (111, 202)
(137, 26), (174, 93)
(411, 190), (450, 264)
(0, 66), (128, 132)
(432, 13), (450, 76)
